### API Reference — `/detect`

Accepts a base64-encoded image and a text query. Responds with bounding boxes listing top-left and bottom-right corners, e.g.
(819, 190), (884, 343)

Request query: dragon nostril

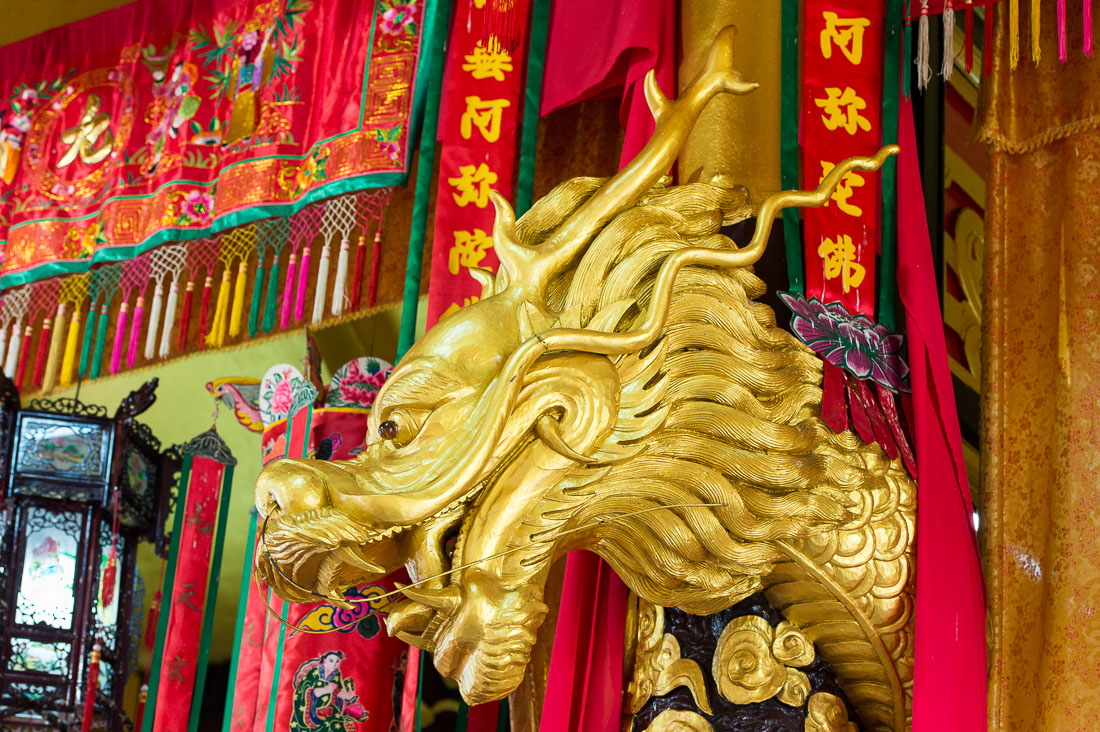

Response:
(379, 420), (399, 440)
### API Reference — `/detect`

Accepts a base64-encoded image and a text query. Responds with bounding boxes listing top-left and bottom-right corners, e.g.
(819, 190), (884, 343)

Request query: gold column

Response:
(677, 1), (782, 204)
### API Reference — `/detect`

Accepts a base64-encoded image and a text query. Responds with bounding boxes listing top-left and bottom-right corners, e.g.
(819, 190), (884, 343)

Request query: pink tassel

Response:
(1087, 0), (1094, 55)
(110, 301), (129, 375)
(280, 251), (298, 329)
(1058, 0), (1068, 60)
(294, 246), (311, 322)
(32, 317), (51, 389)
(367, 231), (383, 308)
(127, 296), (144, 369)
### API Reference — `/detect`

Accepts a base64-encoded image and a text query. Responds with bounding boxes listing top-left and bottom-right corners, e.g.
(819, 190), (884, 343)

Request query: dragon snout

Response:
(255, 458), (338, 518)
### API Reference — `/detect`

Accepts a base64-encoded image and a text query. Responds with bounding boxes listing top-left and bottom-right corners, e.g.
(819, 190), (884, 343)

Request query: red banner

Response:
(0, 0), (428, 287)
(801, 0), (884, 318)
(424, 0), (532, 326)
(150, 455), (226, 732)
(227, 530), (267, 732)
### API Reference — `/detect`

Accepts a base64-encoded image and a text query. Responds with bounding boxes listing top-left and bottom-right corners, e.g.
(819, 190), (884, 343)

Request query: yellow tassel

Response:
(1011, 0), (1021, 68)
(206, 270), (231, 349)
(42, 303), (67, 392)
(60, 306), (81, 388)
(1031, 0), (1041, 63)
(229, 261), (248, 339)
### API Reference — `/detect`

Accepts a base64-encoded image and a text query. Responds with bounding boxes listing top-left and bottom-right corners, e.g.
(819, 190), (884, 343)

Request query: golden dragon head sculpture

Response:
(256, 27), (912, 731)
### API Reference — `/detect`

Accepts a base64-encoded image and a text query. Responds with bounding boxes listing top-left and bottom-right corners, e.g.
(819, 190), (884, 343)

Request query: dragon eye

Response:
(379, 420), (399, 440)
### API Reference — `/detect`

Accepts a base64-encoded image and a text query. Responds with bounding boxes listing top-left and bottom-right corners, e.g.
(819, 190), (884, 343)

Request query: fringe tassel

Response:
(942, 4), (956, 79)
(90, 306), (108, 380)
(248, 257), (264, 338)
(295, 247), (311, 322)
(986, 0), (996, 73)
(917, 2), (932, 89)
(965, 1), (975, 72)
(280, 251), (297, 329)
(1032, 0), (1042, 63)
(80, 642), (101, 732)
(311, 242), (331, 325)
(79, 305), (96, 378)
(367, 231), (383, 308)
(145, 282), (164, 361)
(178, 280), (194, 353)
(109, 301), (129, 375)
(1011, 0), (1021, 68)
(16, 325), (32, 388)
(263, 253), (280, 333)
(1058, 0), (1068, 60)
(0, 324), (8, 376)
(351, 235), (367, 309)
(207, 270), (231, 348)
(1086, 0), (1094, 55)
(197, 275), (213, 349)
(32, 317), (52, 389)
(127, 296), (144, 369)
(4, 322), (21, 379)
(331, 239), (350, 316)
(159, 281), (179, 359)
(60, 307), (81, 388)
(230, 261), (248, 339)
(42, 305), (67, 392)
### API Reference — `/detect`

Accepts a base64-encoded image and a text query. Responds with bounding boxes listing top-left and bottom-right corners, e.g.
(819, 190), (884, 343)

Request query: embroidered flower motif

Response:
(326, 357), (393, 409)
(380, 2), (416, 36)
(269, 378), (294, 416)
(180, 190), (214, 223)
(778, 291), (909, 393)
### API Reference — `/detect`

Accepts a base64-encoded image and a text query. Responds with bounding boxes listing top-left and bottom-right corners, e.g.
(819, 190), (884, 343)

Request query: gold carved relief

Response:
(644, 709), (715, 732)
(711, 614), (815, 707)
(805, 692), (858, 732)
(629, 601), (712, 715)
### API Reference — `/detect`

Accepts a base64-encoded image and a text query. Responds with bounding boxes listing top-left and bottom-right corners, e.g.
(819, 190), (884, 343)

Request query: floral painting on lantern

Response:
(325, 357), (393, 409)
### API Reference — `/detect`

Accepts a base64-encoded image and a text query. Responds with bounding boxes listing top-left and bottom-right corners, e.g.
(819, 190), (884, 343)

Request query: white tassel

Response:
(942, 4), (956, 80)
(0, 322), (9, 374)
(331, 238), (350, 317)
(917, 1), (932, 89)
(311, 241), (331, 325)
(4, 321), (22, 379)
(145, 281), (164, 361)
(159, 280), (179, 359)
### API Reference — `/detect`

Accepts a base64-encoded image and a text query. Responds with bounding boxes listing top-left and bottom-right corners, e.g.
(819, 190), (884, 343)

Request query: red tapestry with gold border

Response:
(0, 0), (435, 287)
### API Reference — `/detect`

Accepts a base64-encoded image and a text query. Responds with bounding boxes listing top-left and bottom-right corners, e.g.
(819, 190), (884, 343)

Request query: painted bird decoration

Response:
(207, 376), (264, 433)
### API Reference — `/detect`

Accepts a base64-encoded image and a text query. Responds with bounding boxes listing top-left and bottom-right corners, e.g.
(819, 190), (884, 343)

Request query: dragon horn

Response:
(519, 26), (756, 294)
(396, 583), (461, 612)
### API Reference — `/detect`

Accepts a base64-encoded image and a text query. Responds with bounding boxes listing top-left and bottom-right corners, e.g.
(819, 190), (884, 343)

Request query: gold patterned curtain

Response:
(975, 4), (1100, 730)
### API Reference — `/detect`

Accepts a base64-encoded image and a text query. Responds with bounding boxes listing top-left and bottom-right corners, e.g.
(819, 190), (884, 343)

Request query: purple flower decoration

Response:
(778, 291), (910, 393)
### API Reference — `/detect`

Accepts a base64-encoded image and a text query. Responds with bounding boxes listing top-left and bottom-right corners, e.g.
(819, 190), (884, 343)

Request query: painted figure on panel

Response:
(291, 651), (370, 731)
(223, 21), (275, 147)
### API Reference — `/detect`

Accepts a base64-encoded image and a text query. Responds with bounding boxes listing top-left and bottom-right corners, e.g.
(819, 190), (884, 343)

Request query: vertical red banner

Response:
(150, 456), (226, 732)
(801, 0), (885, 317)
(425, 0), (533, 327)
(228, 531), (267, 731)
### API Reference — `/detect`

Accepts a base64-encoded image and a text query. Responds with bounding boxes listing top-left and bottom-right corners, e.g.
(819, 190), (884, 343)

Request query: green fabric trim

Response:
(189, 462), (236, 732)
(141, 458), (192, 732)
(780, 0), (804, 296)
(397, 0), (452, 359)
(456, 700), (469, 732)
(514, 0), (551, 217)
(903, 18), (912, 99)
(497, 698), (509, 732)
(414, 650), (425, 732)
(879, 0), (902, 331)
(220, 510), (258, 732)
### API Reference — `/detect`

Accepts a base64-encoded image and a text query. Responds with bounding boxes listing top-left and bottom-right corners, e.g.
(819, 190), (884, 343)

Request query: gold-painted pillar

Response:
(678, 1), (783, 205)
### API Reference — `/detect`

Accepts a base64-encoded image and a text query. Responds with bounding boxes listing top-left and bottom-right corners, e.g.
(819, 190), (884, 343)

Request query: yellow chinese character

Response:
(58, 93), (114, 168)
(462, 37), (513, 81)
(442, 296), (480, 320)
(449, 228), (494, 274)
(818, 234), (866, 293)
(460, 96), (511, 142)
(819, 161), (865, 217)
(820, 12), (870, 65)
(448, 163), (498, 208)
(814, 87), (871, 135)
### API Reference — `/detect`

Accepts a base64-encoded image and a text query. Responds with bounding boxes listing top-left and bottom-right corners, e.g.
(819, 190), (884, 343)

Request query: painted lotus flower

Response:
(269, 378), (294, 416)
(778, 291), (910, 393)
(181, 190), (214, 222)
(381, 3), (416, 35)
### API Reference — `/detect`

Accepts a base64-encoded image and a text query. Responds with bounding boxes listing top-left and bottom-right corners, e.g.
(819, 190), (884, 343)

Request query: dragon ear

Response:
(490, 191), (526, 291)
(468, 267), (495, 299)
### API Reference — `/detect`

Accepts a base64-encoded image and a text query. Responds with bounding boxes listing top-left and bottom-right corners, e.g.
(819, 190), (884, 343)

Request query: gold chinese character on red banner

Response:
(460, 96), (511, 142)
(818, 234), (866, 293)
(462, 37), (513, 81)
(814, 87), (871, 135)
(820, 12), (870, 65)
(818, 161), (865, 217)
(448, 163), (498, 207)
(58, 93), (114, 168)
(449, 228), (494, 274)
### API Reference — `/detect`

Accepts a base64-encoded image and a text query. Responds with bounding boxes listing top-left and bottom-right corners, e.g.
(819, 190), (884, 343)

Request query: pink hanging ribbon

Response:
(109, 301), (129, 375)
(294, 246), (311, 322)
(1059, 0), (1068, 61)
(127, 296), (144, 369)
(1086, 0), (1094, 55)
(279, 251), (298, 329)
